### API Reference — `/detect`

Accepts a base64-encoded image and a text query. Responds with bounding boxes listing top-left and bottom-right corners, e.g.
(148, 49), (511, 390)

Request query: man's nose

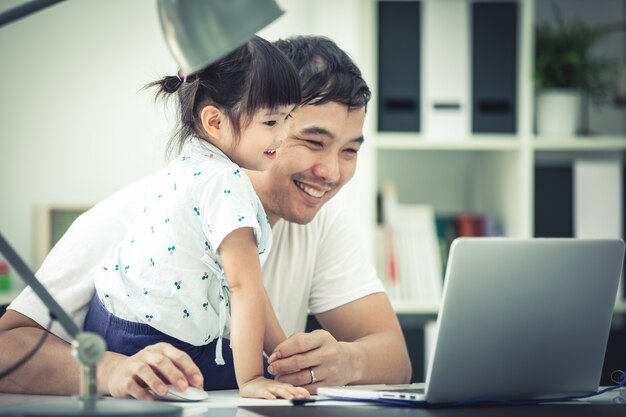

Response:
(312, 152), (340, 183)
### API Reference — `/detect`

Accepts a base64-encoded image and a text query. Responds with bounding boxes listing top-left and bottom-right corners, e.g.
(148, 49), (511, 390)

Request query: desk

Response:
(1, 390), (624, 417)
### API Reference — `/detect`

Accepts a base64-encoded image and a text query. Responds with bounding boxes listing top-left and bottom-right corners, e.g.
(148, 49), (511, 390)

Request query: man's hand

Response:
(99, 342), (204, 400)
(266, 329), (355, 393)
(266, 294), (412, 393)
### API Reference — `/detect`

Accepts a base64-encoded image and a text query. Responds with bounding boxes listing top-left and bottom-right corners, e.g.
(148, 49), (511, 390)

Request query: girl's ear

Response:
(200, 105), (224, 140)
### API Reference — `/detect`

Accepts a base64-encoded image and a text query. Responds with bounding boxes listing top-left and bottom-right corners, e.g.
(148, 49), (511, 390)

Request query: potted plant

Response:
(535, 11), (617, 136)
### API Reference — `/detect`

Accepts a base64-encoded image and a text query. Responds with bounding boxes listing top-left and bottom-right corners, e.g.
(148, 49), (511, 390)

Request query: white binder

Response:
(574, 156), (624, 301)
(421, 0), (471, 140)
(574, 157), (623, 239)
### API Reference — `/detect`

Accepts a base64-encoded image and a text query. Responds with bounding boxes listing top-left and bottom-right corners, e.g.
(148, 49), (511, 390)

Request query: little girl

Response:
(85, 36), (308, 400)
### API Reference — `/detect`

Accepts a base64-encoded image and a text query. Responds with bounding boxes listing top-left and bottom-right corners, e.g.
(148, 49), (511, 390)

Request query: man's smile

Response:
(293, 179), (331, 199)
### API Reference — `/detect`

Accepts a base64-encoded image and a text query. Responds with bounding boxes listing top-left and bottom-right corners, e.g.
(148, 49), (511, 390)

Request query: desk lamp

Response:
(0, 0), (283, 415)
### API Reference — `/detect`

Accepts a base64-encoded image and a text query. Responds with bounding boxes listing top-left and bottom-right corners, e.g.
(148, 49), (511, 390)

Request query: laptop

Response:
(318, 238), (626, 404)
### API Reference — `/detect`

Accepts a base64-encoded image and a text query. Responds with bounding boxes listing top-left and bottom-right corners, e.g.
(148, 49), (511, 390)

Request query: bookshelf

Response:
(355, 0), (626, 316)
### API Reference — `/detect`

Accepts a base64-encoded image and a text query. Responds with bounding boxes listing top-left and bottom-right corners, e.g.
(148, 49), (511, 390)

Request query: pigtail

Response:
(145, 74), (193, 99)
(143, 74), (200, 159)
(163, 75), (184, 93)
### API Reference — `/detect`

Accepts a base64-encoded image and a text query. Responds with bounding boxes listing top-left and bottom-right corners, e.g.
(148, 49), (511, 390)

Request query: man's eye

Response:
(264, 120), (277, 127)
(345, 148), (359, 155)
(305, 140), (323, 148)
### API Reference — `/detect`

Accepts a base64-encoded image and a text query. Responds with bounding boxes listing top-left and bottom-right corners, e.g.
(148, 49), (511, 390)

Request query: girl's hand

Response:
(239, 376), (310, 400)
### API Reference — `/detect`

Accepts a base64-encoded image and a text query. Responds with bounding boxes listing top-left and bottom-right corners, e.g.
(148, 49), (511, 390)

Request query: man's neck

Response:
(267, 212), (280, 228)
(245, 168), (281, 227)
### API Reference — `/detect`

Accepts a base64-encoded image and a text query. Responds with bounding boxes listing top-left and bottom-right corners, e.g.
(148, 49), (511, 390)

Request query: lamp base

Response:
(0, 397), (182, 417)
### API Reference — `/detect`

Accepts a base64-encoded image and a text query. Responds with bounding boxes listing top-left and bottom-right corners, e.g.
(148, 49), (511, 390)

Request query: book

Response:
(386, 204), (443, 304)
(435, 212), (502, 278)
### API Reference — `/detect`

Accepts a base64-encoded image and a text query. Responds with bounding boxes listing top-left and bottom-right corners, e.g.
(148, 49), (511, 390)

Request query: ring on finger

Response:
(308, 368), (317, 384)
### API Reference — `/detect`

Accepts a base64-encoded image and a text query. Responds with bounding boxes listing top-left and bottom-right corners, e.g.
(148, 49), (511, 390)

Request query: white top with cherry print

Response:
(93, 137), (271, 363)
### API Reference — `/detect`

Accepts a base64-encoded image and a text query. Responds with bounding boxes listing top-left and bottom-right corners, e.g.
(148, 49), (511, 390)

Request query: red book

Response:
(456, 213), (485, 237)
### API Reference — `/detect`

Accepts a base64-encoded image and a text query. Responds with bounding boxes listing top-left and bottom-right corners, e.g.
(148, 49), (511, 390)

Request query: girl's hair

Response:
(273, 36), (371, 110)
(147, 36), (301, 157)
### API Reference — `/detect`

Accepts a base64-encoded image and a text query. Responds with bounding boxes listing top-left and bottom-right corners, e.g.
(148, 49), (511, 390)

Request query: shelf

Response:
(375, 134), (626, 152)
(391, 300), (439, 315)
(533, 136), (626, 151)
(374, 133), (521, 151)
(393, 300), (626, 316)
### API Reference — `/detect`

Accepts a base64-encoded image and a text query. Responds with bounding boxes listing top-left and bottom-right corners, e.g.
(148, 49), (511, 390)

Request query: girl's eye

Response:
(264, 120), (277, 127)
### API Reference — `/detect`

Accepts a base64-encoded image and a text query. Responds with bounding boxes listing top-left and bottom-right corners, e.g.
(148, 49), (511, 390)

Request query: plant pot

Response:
(536, 89), (581, 137)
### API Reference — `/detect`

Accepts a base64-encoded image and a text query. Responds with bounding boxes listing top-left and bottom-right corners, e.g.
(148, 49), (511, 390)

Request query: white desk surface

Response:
(0, 389), (369, 417)
(0, 388), (624, 417)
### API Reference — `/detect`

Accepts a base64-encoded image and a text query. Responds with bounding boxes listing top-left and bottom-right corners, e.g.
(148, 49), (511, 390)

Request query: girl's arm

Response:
(263, 288), (286, 355)
(219, 227), (307, 399)
(220, 227), (266, 386)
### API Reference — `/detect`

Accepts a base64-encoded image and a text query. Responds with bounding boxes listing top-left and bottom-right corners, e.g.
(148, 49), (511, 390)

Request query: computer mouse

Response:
(150, 384), (210, 402)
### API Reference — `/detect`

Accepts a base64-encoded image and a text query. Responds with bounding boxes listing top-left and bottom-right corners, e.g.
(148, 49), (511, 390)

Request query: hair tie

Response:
(177, 73), (188, 83)
(163, 75), (184, 93)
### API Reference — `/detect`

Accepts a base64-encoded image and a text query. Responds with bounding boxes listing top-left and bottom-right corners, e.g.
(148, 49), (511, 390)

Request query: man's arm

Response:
(0, 176), (207, 398)
(267, 292), (411, 391)
(0, 310), (204, 398)
(0, 310), (80, 395)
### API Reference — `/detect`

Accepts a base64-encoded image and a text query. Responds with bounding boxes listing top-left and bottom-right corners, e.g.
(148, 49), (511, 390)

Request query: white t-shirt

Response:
(9, 174), (384, 344)
(93, 138), (271, 348)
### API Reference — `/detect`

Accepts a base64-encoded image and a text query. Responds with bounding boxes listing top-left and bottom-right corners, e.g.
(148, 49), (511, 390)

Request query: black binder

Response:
(534, 166), (574, 238)
(471, 2), (518, 133)
(378, 1), (420, 132)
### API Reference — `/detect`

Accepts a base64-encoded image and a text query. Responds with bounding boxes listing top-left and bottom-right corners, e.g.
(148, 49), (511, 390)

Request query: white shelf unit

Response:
(356, 0), (626, 316)
(0, 291), (20, 307)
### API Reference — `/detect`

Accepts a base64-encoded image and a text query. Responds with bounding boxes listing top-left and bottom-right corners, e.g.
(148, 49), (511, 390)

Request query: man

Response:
(0, 36), (411, 399)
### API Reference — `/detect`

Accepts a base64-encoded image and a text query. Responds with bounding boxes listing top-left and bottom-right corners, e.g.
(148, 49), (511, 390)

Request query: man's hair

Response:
(273, 36), (371, 110)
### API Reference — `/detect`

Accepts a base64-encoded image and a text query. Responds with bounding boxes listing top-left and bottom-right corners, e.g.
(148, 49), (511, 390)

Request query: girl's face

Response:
(225, 105), (295, 171)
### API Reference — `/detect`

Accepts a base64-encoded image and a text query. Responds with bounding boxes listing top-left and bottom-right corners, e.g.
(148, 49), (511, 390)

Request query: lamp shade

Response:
(157, 0), (284, 75)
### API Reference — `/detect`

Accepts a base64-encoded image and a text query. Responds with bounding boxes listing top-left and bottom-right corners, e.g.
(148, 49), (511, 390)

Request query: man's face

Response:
(247, 101), (365, 225)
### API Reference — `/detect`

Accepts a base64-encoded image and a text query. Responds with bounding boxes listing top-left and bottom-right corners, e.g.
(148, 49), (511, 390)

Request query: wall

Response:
(0, 0), (374, 286)
(4, 0), (620, 284)
(0, 1), (173, 275)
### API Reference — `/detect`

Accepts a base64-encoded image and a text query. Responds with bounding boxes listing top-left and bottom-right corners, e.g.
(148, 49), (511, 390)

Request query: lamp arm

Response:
(0, 232), (107, 400)
(0, 0), (65, 28)
(0, 232), (81, 338)
(73, 332), (106, 400)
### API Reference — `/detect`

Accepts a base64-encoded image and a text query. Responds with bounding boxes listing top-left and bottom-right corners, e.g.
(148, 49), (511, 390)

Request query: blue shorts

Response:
(83, 294), (270, 390)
